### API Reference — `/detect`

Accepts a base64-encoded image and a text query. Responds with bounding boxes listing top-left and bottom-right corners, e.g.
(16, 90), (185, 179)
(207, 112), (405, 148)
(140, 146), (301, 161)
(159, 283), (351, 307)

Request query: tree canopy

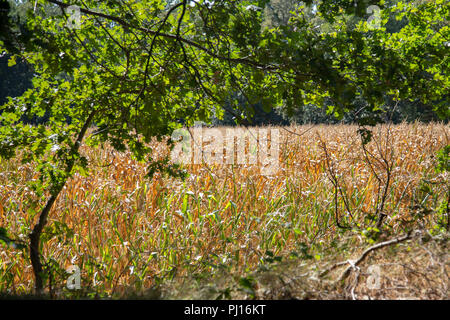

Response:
(1, 0), (448, 166)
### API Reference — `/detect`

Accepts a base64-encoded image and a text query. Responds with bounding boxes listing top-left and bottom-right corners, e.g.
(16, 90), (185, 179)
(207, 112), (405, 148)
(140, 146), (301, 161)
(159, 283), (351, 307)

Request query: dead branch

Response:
(337, 232), (413, 283)
(320, 232), (413, 283)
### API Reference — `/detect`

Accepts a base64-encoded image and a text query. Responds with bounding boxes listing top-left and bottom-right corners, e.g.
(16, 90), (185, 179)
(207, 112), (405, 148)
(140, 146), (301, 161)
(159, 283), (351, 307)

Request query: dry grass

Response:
(163, 230), (448, 300)
(0, 122), (448, 298)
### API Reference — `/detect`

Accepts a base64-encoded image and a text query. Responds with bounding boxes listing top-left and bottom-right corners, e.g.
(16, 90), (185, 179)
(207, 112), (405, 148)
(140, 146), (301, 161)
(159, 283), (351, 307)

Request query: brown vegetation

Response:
(0, 122), (448, 298)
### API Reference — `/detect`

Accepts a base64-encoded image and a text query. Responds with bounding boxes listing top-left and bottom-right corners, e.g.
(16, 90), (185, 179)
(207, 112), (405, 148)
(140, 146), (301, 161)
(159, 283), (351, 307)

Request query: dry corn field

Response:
(0, 123), (449, 298)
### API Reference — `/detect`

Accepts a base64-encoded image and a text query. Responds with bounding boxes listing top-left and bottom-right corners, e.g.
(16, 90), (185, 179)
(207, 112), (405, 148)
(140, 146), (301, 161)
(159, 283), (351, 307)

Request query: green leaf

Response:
(7, 55), (16, 67)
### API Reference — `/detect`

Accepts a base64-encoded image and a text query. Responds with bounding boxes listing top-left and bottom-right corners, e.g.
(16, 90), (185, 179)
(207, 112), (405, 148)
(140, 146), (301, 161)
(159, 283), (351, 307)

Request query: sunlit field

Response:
(0, 123), (448, 298)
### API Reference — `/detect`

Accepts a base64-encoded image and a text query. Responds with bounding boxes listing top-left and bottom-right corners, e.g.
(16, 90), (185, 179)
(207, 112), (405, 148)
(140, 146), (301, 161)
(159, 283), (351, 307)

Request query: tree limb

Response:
(319, 232), (413, 284)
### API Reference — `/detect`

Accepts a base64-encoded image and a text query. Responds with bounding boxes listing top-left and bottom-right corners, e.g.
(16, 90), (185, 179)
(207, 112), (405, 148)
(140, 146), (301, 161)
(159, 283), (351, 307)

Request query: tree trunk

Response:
(29, 194), (61, 294)
(29, 110), (96, 295)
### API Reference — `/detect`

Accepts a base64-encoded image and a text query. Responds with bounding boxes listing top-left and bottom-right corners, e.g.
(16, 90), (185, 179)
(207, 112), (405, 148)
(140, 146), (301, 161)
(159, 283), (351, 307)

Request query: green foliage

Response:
(361, 226), (381, 243)
(0, 227), (26, 250)
(435, 145), (450, 173)
(432, 145), (450, 232)
(42, 221), (74, 244)
(357, 127), (373, 145)
(433, 198), (449, 233)
(238, 275), (257, 298)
